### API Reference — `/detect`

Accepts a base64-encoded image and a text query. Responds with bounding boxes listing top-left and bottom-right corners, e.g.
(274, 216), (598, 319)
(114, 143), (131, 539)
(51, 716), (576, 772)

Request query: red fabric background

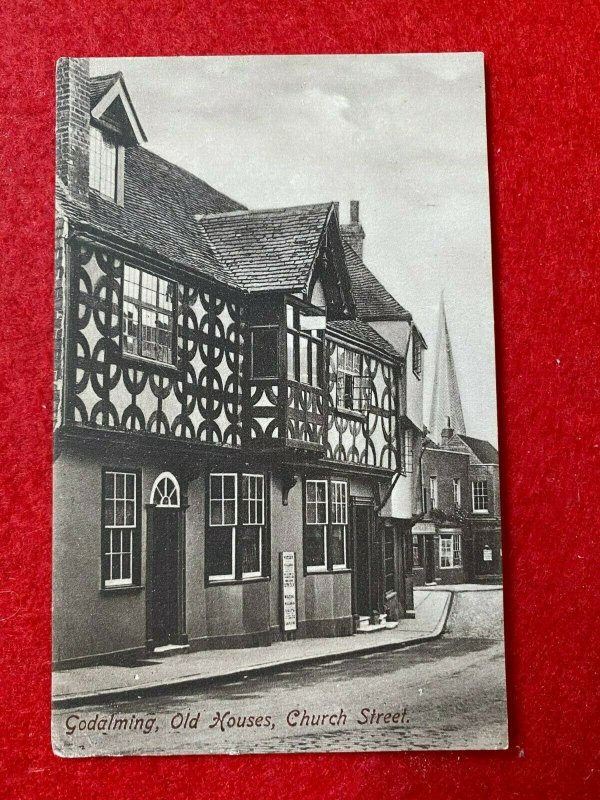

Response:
(0, 1), (598, 797)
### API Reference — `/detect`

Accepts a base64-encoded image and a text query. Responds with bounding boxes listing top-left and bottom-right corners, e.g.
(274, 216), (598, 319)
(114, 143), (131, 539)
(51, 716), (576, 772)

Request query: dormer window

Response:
(89, 125), (118, 200)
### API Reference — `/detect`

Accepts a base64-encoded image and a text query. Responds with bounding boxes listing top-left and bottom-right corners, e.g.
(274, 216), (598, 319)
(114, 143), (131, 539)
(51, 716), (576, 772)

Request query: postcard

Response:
(52, 53), (507, 755)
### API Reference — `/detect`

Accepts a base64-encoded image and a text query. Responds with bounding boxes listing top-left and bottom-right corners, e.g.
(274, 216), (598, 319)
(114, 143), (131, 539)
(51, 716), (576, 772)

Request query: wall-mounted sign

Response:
(483, 547), (493, 562)
(280, 551), (297, 632)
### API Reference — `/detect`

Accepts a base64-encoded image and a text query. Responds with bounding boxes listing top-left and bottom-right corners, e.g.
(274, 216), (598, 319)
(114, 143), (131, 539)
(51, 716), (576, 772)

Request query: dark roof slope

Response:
(456, 435), (499, 464)
(199, 204), (331, 292)
(58, 145), (246, 286)
(343, 242), (411, 322)
(327, 319), (402, 361)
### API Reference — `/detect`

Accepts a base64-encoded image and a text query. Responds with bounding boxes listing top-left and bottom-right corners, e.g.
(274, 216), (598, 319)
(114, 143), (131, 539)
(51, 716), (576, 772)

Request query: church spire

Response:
(429, 292), (466, 443)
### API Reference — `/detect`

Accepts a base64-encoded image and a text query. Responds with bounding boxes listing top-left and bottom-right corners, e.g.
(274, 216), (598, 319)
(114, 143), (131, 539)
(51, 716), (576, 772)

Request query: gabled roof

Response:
(343, 242), (412, 322)
(327, 319), (403, 361)
(90, 72), (147, 144)
(58, 145), (247, 286)
(454, 434), (499, 465)
(89, 74), (120, 108)
(198, 203), (332, 293)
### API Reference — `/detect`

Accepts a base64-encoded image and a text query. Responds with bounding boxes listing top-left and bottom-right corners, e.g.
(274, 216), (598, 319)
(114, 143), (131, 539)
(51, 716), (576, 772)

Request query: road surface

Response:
(53, 633), (508, 755)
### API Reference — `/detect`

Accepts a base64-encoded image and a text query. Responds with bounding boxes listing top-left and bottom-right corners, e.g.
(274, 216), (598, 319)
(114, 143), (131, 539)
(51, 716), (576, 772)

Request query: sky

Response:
(92, 54), (498, 445)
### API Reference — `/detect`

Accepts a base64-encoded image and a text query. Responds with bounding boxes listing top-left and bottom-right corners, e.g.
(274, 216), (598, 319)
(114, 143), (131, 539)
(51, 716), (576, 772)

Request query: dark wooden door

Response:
(425, 536), (435, 584)
(151, 508), (179, 647)
(353, 502), (373, 617)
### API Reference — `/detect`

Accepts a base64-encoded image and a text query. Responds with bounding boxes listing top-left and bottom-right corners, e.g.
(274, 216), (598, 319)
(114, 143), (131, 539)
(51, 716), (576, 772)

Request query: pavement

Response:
(53, 589), (453, 708)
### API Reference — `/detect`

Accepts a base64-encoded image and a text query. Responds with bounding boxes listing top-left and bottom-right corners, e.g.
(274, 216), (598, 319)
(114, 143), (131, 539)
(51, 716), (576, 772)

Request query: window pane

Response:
(223, 499), (236, 525)
(384, 528), (395, 592)
(223, 475), (236, 501)
(287, 332), (296, 380)
(141, 309), (157, 359)
(207, 529), (234, 577)
(252, 328), (279, 378)
(156, 313), (172, 363)
(124, 266), (140, 300)
(210, 499), (223, 526)
(305, 526), (326, 568)
(241, 527), (261, 575)
(141, 271), (158, 305)
(210, 475), (223, 500)
(299, 336), (309, 384)
(331, 524), (346, 567)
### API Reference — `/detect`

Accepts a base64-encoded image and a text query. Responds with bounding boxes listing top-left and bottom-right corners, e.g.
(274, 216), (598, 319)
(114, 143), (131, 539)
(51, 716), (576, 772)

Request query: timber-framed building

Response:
(53, 59), (427, 667)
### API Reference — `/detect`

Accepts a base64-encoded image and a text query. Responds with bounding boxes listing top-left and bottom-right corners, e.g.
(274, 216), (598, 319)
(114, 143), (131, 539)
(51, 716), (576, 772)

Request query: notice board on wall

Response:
(280, 551), (297, 633)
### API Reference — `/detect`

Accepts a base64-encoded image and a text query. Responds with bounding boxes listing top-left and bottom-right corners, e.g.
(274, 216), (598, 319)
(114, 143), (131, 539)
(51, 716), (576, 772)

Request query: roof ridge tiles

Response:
(196, 201), (333, 221)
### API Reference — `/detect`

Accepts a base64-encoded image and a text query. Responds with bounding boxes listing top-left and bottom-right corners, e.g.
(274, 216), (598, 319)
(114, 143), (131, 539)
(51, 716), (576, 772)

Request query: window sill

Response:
(100, 584), (144, 594)
(472, 510), (489, 515)
(207, 576), (270, 587)
(335, 407), (367, 422)
(306, 567), (352, 575)
(121, 352), (180, 374)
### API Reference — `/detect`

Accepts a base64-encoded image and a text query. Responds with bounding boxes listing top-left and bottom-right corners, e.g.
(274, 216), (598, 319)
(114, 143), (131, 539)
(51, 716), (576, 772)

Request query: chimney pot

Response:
(350, 200), (359, 223)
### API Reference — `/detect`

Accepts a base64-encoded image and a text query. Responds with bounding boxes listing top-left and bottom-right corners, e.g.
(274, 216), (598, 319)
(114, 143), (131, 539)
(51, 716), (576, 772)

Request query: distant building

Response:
(413, 296), (502, 585)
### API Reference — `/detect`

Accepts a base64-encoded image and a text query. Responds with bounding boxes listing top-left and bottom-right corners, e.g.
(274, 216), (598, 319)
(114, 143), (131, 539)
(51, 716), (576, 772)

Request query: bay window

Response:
(122, 265), (175, 365)
(304, 478), (348, 572)
(206, 472), (269, 582)
(286, 303), (322, 387)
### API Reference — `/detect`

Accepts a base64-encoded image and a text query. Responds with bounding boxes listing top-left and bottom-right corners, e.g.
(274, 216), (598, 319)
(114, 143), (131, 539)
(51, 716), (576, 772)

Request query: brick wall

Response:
(56, 57), (90, 201)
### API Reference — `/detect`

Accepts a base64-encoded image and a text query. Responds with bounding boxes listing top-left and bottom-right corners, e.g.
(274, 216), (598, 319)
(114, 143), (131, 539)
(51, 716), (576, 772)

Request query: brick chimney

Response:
(56, 58), (90, 202)
(441, 416), (454, 445)
(340, 200), (365, 258)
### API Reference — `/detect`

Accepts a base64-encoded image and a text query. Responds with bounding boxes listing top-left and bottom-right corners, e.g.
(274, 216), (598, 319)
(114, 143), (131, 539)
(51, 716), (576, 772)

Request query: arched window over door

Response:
(150, 472), (180, 508)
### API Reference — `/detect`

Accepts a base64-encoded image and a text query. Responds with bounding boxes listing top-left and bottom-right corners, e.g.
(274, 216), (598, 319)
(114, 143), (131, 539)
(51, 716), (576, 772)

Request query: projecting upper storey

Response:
(55, 60), (424, 471)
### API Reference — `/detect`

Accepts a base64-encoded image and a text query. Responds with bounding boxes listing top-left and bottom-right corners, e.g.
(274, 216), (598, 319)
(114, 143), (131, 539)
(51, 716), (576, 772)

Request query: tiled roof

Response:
(199, 204), (331, 292)
(327, 319), (403, 361)
(58, 145), (246, 286)
(343, 242), (411, 322)
(89, 73), (121, 108)
(456, 435), (499, 464)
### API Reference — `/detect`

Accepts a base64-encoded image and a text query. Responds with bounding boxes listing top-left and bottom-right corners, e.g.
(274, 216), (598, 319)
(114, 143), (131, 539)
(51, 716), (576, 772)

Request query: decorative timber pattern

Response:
(286, 382), (325, 449)
(68, 241), (244, 447)
(325, 339), (398, 470)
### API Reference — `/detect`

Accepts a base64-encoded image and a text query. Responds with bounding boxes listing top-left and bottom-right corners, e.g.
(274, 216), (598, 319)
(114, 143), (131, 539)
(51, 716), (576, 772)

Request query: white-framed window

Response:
(123, 264), (175, 365)
(331, 480), (348, 569)
(305, 479), (328, 571)
(429, 476), (438, 509)
(150, 472), (180, 507)
(241, 474), (265, 578)
(404, 428), (413, 473)
(102, 470), (140, 588)
(304, 478), (348, 571)
(440, 533), (462, 569)
(453, 478), (461, 507)
(336, 346), (371, 413)
(472, 480), (489, 513)
(206, 472), (267, 581)
(89, 125), (117, 200)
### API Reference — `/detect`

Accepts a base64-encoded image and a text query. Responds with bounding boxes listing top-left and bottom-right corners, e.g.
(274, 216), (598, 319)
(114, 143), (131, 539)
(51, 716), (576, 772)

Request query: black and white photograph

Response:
(52, 53), (507, 755)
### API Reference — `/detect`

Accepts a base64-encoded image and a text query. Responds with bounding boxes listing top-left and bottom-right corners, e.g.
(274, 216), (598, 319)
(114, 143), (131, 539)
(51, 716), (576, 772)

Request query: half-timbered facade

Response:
(53, 59), (427, 667)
